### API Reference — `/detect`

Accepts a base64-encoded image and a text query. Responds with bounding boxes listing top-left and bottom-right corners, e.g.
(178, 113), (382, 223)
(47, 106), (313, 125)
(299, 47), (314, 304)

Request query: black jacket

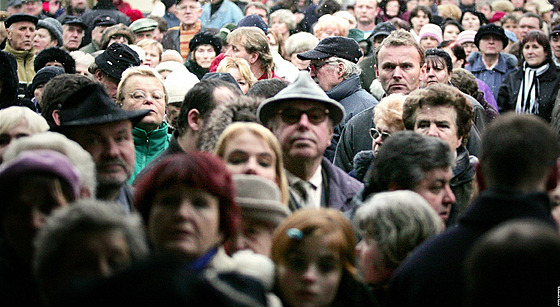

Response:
(387, 190), (555, 307)
(497, 63), (560, 122)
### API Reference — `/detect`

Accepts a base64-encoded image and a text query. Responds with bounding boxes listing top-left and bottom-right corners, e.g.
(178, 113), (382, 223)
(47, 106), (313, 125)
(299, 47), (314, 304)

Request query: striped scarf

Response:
(515, 62), (549, 115)
(179, 20), (201, 61)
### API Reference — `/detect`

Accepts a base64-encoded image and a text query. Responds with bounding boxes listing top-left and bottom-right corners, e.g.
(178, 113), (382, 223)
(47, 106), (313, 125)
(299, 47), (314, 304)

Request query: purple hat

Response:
(0, 150), (82, 199)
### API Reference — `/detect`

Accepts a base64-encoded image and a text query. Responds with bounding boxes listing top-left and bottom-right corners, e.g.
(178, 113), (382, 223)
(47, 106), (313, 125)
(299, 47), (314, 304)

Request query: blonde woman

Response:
(136, 39), (163, 68)
(217, 57), (257, 94)
(214, 122), (290, 206)
(313, 14), (350, 40)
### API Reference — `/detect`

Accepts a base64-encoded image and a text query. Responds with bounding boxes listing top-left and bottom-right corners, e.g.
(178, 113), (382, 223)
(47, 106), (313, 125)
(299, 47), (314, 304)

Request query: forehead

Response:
(277, 100), (326, 110)
(11, 21), (35, 28)
(415, 105), (457, 122)
(378, 45), (421, 65)
(177, 0), (200, 6)
(124, 74), (163, 88)
(520, 17), (540, 26)
(420, 167), (452, 184)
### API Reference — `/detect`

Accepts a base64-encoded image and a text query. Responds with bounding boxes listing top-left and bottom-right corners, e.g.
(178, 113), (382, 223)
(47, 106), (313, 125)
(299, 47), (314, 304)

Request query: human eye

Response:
(401, 63), (413, 70)
(226, 152), (248, 165)
(318, 258), (338, 273)
(191, 196), (210, 209)
(429, 182), (444, 194)
(286, 255), (307, 271)
(437, 122), (450, 129)
(382, 63), (395, 71)
(152, 91), (165, 100)
(257, 155), (273, 167)
(132, 91), (146, 100)
(416, 121), (430, 129)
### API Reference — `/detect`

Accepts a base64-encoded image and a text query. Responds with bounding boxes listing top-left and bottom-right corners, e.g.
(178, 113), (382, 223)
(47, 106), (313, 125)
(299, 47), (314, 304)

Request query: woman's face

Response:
(411, 11), (429, 33)
(148, 186), (222, 261)
(120, 75), (166, 132)
(226, 67), (250, 94)
(271, 18), (290, 35)
(0, 120), (32, 159)
(420, 36), (439, 49)
(462, 42), (478, 58)
(277, 236), (343, 307)
(425, 58), (452, 86)
(194, 44), (216, 69)
(443, 24), (460, 41)
(356, 236), (393, 286)
(316, 27), (341, 40)
(385, 0), (400, 17)
(33, 28), (56, 53)
(372, 119), (401, 156)
(523, 40), (547, 67)
(222, 131), (277, 183)
(142, 45), (161, 68)
(462, 12), (480, 31)
(108, 34), (129, 47)
(406, 0), (418, 12)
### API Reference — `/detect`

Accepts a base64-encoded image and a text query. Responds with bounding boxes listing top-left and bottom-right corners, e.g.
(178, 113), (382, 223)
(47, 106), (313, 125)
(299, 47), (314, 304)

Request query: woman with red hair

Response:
(134, 152), (240, 271)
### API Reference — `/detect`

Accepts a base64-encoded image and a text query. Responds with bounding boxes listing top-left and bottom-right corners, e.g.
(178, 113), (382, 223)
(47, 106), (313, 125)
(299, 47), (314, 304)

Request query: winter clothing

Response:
(3, 41), (35, 97)
(0, 51), (20, 109)
(447, 145), (476, 226)
(94, 43), (141, 81)
(133, 132), (182, 186)
(419, 23), (443, 43)
(288, 157), (363, 214)
(237, 14), (268, 34)
(350, 150), (374, 182)
(466, 51), (517, 99)
(189, 31), (222, 54)
(498, 62), (560, 122)
(200, 0), (244, 29)
(34, 46), (76, 73)
(28, 66), (64, 99)
(37, 17), (63, 47)
(387, 190), (556, 307)
(298, 36), (363, 64)
(100, 24), (135, 49)
(130, 122), (171, 184)
(161, 23), (212, 60)
(4, 13), (38, 29)
(79, 40), (101, 54)
(184, 59), (209, 80)
(327, 73), (378, 161)
(474, 24), (509, 48)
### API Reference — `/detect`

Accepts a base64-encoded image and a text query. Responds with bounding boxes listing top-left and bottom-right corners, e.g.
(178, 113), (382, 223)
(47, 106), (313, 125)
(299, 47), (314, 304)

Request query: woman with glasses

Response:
(350, 94), (406, 182)
(116, 66), (170, 183)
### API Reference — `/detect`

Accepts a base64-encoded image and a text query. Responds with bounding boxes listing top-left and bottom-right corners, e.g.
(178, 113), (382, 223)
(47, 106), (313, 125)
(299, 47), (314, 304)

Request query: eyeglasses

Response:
(369, 128), (391, 141)
(128, 90), (166, 101)
(308, 60), (336, 72)
(277, 107), (330, 125)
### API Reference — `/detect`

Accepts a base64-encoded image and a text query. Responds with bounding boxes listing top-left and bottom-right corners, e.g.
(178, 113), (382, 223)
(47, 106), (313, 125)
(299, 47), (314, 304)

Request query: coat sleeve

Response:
(497, 74), (515, 113)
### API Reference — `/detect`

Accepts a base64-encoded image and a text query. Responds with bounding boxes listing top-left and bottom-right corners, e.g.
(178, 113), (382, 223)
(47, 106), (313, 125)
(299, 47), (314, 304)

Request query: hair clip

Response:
(287, 228), (303, 240)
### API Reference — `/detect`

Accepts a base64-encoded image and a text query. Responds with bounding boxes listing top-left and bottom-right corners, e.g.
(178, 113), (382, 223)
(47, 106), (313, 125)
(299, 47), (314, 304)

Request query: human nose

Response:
(103, 138), (121, 157)
(301, 264), (319, 283)
(393, 66), (404, 79)
(442, 184), (456, 207)
(98, 258), (114, 277)
(30, 208), (47, 230)
(243, 157), (259, 175)
(426, 123), (439, 136)
(297, 113), (312, 129)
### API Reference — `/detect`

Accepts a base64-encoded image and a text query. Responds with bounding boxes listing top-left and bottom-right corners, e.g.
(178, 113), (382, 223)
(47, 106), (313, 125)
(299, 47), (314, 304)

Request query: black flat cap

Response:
(61, 16), (87, 29)
(297, 36), (363, 63)
(95, 43), (141, 80)
(92, 15), (117, 28)
(4, 13), (38, 28)
(58, 83), (149, 127)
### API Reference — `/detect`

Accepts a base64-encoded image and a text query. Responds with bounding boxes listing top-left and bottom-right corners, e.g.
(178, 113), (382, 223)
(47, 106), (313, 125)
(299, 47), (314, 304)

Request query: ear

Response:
(336, 61), (344, 78)
(249, 51), (259, 65)
(546, 159), (560, 192)
(52, 110), (61, 126)
(375, 64), (379, 79)
(455, 136), (463, 150)
(419, 63), (427, 81)
(94, 69), (104, 82)
(187, 109), (202, 131)
(475, 161), (486, 192)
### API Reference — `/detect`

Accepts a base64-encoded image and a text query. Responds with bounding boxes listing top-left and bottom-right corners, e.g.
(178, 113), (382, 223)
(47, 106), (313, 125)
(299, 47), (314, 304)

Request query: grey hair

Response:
(330, 56), (361, 80)
(354, 190), (443, 270)
(284, 32), (319, 56)
(2, 131), (97, 197)
(269, 9), (297, 31)
(33, 199), (149, 297)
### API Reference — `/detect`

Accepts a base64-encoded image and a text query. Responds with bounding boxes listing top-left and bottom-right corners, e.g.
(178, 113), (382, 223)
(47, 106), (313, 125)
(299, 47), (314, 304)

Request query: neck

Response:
(357, 21), (376, 32)
(177, 130), (198, 151)
(96, 184), (122, 201)
(482, 53), (499, 68)
(285, 157), (322, 181)
(251, 64), (266, 80)
(182, 21), (198, 31)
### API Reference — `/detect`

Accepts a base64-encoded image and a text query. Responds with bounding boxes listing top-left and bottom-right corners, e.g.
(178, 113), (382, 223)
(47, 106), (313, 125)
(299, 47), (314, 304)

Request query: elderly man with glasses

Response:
(257, 71), (363, 213)
(297, 36), (378, 161)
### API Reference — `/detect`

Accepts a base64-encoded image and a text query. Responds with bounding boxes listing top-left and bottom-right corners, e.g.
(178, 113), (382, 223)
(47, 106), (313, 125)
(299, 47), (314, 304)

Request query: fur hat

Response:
(37, 17), (63, 47)
(100, 24), (135, 49)
(34, 47), (76, 73)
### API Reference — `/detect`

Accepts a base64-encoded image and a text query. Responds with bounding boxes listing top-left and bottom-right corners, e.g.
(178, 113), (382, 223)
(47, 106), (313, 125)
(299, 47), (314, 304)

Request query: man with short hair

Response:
(57, 83), (149, 211)
(244, 2), (269, 24)
(7, 0), (23, 15)
(3, 13), (38, 97)
(466, 24), (517, 100)
(79, 15), (116, 54)
(518, 12), (542, 40)
(90, 43), (141, 100)
(362, 131), (456, 222)
(257, 72), (362, 212)
(22, 0), (45, 18)
(225, 26), (277, 80)
(162, 0), (205, 61)
(297, 36), (377, 160)
(403, 84), (476, 225)
(61, 16), (86, 51)
(129, 18), (159, 43)
(354, 0), (377, 36)
(334, 29), (426, 172)
(388, 114), (560, 307)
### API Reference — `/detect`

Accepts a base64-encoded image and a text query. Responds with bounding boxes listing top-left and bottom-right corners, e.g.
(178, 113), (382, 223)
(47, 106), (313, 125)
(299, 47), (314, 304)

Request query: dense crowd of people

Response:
(1, 0), (560, 306)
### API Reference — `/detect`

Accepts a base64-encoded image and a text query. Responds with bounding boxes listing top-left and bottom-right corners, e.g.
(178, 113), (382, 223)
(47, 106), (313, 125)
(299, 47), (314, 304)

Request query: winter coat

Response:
(447, 145), (476, 226)
(4, 41), (35, 97)
(288, 157), (363, 214)
(466, 51), (517, 100)
(498, 63), (560, 122)
(161, 25), (213, 59)
(133, 132), (183, 186)
(185, 59), (208, 80)
(130, 122), (171, 184)
(326, 74), (378, 161)
(388, 190), (555, 307)
(0, 51), (20, 109)
(200, 0), (243, 29)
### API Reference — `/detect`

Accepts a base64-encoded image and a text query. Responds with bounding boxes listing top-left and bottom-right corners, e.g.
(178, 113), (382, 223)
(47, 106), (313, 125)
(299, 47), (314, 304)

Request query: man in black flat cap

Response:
(91, 43), (141, 100)
(257, 71), (362, 213)
(61, 16), (87, 51)
(79, 15), (116, 54)
(57, 83), (149, 212)
(297, 36), (378, 161)
(4, 13), (38, 97)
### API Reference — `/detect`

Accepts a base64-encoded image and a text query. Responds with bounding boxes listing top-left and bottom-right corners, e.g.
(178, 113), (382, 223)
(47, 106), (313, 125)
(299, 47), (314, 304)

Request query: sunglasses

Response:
(308, 60), (336, 72)
(277, 107), (330, 125)
(369, 128), (391, 141)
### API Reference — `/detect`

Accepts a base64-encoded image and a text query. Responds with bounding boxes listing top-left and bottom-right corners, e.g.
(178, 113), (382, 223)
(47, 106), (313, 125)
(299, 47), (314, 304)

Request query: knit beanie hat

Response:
(419, 23), (443, 43)
(37, 17), (63, 47)
(34, 47), (76, 73)
(457, 30), (477, 45)
(163, 69), (199, 104)
(237, 14), (268, 34)
(189, 31), (222, 54)
(29, 66), (65, 98)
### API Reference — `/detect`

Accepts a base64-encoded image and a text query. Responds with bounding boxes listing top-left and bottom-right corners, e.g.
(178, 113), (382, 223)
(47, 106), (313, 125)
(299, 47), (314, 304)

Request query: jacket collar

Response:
(326, 73), (362, 101)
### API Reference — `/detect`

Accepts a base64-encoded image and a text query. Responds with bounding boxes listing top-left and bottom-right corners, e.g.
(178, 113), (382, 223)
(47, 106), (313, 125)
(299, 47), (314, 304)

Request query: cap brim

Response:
(371, 31), (391, 39)
(60, 109), (150, 127)
(297, 49), (332, 60)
